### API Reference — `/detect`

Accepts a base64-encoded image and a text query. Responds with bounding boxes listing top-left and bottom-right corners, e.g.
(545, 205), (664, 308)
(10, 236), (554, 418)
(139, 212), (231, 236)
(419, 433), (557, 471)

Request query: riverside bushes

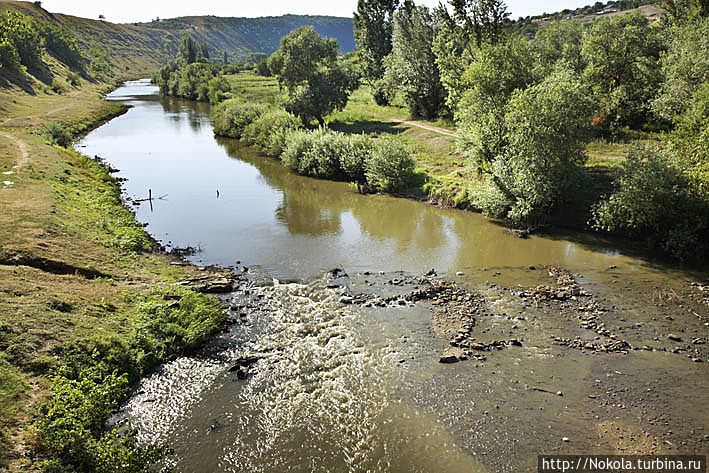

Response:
(592, 146), (709, 261)
(243, 109), (302, 156)
(35, 287), (224, 473)
(211, 99), (265, 139)
(211, 99), (416, 192)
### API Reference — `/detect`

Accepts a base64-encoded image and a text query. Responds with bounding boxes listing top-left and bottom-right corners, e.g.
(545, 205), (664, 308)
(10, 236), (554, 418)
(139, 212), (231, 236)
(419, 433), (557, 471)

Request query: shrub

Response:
(44, 121), (71, 147)
(207, 75), (231, 104)
(0, 38), (20, 71)
(0, 11), (42, 69)
(340, 133), (373, 183)
(132, 288), (225, 368)
(365, 136), (416, 192)
(35, 20), (83, 69)
(255, 58), (271, 76)
(66, 71), (80, 87)
(592, 146), (709, 261)
(243, 109), (302, 156)
(211, 99), (265, 138)
(36, 287), (223, 473)
(50, 78), (66, 94)
(669, 82), (709, 194)
(281, 127), (332, 178)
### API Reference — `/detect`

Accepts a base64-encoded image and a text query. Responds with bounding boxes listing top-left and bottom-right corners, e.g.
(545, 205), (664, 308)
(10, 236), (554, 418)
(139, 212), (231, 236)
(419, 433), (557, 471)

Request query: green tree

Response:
(179, 36), (198, 64)
(433, 5), (475, 112)
(255, 58), (271, 76)
(448, 0), (511, 48)
(269, 26), (358, 124)
(474, 68), (594, 225)
(581, 13), (664, 127)
(353, 0), (399, 91)
(199, 42), (210, 62)
(383, 1), (446, 119)
(592, 146), (709, 260)
(456, 35), (538, 171)
(0, 38), (21, 71)
(669, 82), (709, 193)
(653, 18), (709, 120)
(0, 11), (42, 70)
(534, 20), (586, 75)
(662, 0), (709, 24)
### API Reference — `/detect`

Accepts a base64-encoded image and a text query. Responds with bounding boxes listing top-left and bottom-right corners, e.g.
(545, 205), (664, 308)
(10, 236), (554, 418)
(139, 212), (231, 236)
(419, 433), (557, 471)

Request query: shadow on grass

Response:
(0, 69), (37, 95)
(328, 119), (405, 136)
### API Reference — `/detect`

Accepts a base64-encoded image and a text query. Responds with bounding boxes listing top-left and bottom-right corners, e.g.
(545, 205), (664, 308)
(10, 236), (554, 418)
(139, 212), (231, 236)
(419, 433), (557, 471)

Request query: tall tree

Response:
(179, 36), (198, 64)
(199, 42), (210, 62)
(269, 26), (358, 124)
(582, 13), (664, 127)
(383, 1), (447, 118)
(449, 0), (510, 49)
(353, 0), (399, 85)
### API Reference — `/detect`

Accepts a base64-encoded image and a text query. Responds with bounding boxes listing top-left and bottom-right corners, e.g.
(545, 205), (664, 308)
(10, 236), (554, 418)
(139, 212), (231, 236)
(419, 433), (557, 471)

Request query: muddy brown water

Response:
(80, 80), (708, 472)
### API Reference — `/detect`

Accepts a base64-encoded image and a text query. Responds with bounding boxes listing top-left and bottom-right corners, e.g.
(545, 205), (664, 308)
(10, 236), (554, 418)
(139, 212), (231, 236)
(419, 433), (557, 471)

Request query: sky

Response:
(40, 1), (596, 23)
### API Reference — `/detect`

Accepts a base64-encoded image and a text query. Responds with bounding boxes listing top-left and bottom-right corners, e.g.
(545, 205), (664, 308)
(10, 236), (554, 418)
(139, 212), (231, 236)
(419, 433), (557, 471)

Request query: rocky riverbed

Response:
(118, 264), (708, 472)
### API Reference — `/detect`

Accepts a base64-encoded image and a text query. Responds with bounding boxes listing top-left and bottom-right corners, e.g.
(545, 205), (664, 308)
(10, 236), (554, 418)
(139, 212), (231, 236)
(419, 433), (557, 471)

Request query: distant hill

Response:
(139, 15), (355, 57)
(0, 1), (354, 71)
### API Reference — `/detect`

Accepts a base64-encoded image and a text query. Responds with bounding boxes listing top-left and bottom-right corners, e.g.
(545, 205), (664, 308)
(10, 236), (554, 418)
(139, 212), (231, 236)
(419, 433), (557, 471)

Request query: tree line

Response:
(158, 0), (709, 261)
(352, 0), (709, 260)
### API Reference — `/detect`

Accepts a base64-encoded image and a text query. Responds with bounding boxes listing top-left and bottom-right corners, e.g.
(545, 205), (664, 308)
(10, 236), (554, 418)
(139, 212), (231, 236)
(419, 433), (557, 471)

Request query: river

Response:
(77, 80), (709, 472)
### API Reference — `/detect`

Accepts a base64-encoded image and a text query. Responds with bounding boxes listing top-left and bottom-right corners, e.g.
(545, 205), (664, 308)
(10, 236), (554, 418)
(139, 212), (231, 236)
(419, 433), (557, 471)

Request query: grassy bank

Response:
(0, 79), (226, 471)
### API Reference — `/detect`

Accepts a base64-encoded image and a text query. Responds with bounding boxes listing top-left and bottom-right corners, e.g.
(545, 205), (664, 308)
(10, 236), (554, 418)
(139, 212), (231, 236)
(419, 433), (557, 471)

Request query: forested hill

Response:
(139, 15), (356, 56)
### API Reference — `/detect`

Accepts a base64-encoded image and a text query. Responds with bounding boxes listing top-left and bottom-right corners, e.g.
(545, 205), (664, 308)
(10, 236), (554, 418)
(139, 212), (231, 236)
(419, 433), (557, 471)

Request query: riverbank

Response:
(0, 80), (233, 471)
(224, 72), (655, 220)
(71, 80), (708, 472)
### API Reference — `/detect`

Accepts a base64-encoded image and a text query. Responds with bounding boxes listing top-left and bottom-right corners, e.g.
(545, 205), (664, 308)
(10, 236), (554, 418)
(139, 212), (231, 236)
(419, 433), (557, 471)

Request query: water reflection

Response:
(80, 81), (675, 282)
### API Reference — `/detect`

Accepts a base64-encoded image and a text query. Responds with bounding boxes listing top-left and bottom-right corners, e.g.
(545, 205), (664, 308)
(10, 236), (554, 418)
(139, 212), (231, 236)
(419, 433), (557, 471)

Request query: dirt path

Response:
(0, 130), (30, 169)
(390, 118), (459, 138)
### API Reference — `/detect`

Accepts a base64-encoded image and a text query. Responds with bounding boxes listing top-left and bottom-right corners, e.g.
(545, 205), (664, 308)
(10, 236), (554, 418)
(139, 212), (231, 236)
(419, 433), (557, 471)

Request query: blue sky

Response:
(40, 1), (595, 23)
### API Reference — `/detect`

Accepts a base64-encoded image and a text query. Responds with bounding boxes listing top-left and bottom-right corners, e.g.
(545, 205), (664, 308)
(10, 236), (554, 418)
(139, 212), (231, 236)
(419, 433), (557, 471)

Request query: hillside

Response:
(0, 1), (354, 73)
(140, 15), (356, 57)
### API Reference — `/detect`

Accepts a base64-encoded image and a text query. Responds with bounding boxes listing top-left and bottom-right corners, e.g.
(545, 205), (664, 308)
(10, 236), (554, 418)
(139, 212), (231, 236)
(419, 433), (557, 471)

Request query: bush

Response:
(66, 71), (80, 87)
(592, 146), (709, 261)
(36, 287), (224, 473)
(255, 59), (271, 76)
(281, 127), (334, 178)
(35, 20), (83, 69)
(0, 11), (42, 70)
(340, 134), (373, 183)
(50, 78), (66, 94)
(0, 38), (20, 71)
(669, 82), (709, 193)
(207, 75), (231, 104)
(365, 136), (416, 192)
(211, 99), (265, 138)
(242, 109), (302, 156)
(132, 289), (225, 368)
(44, 121), (71, 147)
